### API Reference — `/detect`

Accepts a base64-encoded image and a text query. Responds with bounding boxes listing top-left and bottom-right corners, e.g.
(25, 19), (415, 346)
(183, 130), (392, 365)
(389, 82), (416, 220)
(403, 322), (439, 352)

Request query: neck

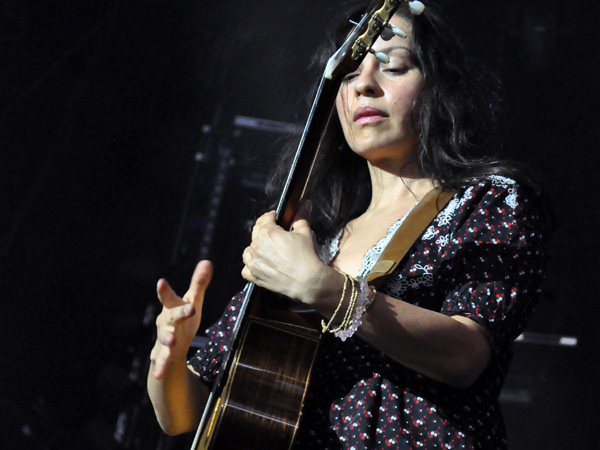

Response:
(366, 159), (436, 211)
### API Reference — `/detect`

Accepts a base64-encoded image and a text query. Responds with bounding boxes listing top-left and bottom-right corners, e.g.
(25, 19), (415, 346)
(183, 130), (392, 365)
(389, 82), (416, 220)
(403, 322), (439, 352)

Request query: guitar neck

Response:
(275, 75), (342, 229)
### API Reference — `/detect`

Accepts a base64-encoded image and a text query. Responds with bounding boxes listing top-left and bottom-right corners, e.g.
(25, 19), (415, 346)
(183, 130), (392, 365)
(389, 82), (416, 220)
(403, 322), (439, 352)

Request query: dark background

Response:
(1, 0), (599, 449)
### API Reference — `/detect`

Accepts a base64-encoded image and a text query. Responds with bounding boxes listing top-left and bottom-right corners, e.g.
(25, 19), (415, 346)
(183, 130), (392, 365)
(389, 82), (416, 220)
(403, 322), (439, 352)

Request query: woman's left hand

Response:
(241, 202), (331, 304)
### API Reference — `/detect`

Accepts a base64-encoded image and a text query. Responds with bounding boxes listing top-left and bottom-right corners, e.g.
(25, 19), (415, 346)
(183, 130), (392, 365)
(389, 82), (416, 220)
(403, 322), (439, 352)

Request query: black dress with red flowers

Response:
(189, 176), (546, 450)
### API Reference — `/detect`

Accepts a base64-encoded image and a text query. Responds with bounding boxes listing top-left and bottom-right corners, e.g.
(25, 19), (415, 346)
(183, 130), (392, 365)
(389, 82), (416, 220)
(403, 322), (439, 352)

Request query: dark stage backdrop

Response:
(1, 0), (598, 449)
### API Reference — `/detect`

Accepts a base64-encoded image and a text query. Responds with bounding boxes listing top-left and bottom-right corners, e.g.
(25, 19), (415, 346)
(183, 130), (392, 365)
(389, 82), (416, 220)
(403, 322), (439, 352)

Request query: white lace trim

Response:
(323, 200), (422, 278)
(489, 174), (516, 187)
(490, 175), (518, 209)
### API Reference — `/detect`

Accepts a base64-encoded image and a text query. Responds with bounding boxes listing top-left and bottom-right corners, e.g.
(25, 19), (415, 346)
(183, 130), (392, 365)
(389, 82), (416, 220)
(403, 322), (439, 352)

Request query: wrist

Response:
(316, 271), (378, 341)
(299, 264), (344, 308)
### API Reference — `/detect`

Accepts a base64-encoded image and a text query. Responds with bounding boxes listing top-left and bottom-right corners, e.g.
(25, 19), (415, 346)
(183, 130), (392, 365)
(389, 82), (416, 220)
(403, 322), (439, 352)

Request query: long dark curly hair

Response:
(265, 1), (541, 239)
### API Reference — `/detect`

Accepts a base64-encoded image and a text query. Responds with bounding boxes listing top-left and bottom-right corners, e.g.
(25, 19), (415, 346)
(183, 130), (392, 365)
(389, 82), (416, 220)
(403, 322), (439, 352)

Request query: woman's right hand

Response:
(150, 260), (213, 380)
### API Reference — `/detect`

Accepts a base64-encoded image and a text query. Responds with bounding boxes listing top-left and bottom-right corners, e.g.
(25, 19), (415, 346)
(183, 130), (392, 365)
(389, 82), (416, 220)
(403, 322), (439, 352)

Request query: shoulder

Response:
(458, 174), (518, 200)
(450, 175), (535, 214)
(434, 175), (546, 239)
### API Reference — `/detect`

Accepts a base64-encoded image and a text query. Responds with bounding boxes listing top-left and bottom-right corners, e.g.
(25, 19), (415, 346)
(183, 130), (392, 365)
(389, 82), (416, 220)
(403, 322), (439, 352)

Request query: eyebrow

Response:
(375, 45), (412, 55)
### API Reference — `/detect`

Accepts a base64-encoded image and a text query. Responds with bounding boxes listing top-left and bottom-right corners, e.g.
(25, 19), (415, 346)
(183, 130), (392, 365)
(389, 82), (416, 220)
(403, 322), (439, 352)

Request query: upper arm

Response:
(439, 178), (546, 354)
(449, 315), (492, 375)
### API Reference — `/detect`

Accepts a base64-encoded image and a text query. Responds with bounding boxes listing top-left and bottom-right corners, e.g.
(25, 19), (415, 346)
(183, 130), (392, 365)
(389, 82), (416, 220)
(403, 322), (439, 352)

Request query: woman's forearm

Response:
(357, 295), (491, 388)
(148, 261), (214, 435)
(147, 356), (209, 436)
(310, 272), (491, 389)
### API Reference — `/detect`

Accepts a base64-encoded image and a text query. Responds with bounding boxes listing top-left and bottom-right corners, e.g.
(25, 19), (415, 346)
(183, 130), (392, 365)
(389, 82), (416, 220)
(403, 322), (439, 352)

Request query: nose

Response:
(354, 61), (382, 97)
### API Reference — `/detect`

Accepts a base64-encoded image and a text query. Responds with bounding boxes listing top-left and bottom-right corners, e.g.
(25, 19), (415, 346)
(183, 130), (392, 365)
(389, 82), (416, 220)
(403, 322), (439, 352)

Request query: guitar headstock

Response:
(324, 0), (425, 80)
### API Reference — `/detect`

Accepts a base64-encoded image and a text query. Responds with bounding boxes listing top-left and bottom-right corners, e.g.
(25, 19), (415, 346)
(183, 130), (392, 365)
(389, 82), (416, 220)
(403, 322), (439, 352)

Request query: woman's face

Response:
(335, 14), (423, 168)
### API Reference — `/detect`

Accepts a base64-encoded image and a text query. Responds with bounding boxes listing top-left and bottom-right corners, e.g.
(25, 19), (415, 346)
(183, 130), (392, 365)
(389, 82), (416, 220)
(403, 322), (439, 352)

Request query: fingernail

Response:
(183, 305), (192, 315)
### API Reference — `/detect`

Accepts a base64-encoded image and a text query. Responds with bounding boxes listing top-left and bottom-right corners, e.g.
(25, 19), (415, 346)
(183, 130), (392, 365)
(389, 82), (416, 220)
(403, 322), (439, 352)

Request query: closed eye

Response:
(342, 71), (360, 82)
(383, 66), (409, 75)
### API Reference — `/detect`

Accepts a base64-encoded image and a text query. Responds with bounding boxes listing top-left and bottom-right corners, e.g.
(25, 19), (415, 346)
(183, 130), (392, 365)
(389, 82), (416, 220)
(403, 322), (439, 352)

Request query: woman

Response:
(148, 2), (547, 448)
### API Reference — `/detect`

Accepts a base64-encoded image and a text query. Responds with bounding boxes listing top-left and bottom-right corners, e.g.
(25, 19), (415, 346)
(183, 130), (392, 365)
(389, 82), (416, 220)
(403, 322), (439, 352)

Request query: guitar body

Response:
(194, 291), (321, 450)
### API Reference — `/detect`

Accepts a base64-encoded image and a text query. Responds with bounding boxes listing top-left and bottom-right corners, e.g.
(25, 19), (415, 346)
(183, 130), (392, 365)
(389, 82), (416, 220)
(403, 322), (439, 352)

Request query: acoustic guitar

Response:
(190, 1), (424, 448)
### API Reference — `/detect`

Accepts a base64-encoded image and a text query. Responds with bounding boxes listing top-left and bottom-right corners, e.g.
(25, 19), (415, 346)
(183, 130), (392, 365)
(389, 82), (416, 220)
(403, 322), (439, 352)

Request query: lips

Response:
(353, 106), (388, 124)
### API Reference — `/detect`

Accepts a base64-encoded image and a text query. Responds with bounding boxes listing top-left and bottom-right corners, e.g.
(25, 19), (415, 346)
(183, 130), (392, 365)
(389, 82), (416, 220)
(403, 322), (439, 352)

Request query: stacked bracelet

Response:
(321, 272), (350, 333)
(321, 271), (377, 341)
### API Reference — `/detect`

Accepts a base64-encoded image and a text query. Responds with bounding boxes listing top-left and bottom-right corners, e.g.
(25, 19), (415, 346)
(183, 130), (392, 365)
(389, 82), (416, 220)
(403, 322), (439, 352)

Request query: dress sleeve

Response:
(439, 178), (546, 353)
(188, 287), (246, 383)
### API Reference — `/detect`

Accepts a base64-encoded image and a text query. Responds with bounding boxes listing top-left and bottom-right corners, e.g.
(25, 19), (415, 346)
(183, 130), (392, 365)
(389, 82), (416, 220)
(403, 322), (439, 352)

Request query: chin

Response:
(352, 140), (417, 161)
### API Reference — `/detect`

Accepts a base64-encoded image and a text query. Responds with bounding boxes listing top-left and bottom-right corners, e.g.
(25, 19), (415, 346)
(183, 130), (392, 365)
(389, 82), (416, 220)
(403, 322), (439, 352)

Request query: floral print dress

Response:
(189, 176), (546, 449)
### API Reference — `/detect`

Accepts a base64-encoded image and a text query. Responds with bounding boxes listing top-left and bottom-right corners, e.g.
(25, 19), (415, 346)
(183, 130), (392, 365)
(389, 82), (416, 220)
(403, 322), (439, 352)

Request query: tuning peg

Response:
(386, 22), (408, 39)
(409, 1), (425, 15)
(369, 48), (390, 64)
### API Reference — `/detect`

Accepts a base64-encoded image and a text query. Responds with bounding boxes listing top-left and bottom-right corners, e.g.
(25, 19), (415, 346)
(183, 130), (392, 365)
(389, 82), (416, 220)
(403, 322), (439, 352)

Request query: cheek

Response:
(392, 86), (420, 125)
(393, 98), (414, 122)
(335, 92), (347, 120)
(335, 94), (352, 134)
